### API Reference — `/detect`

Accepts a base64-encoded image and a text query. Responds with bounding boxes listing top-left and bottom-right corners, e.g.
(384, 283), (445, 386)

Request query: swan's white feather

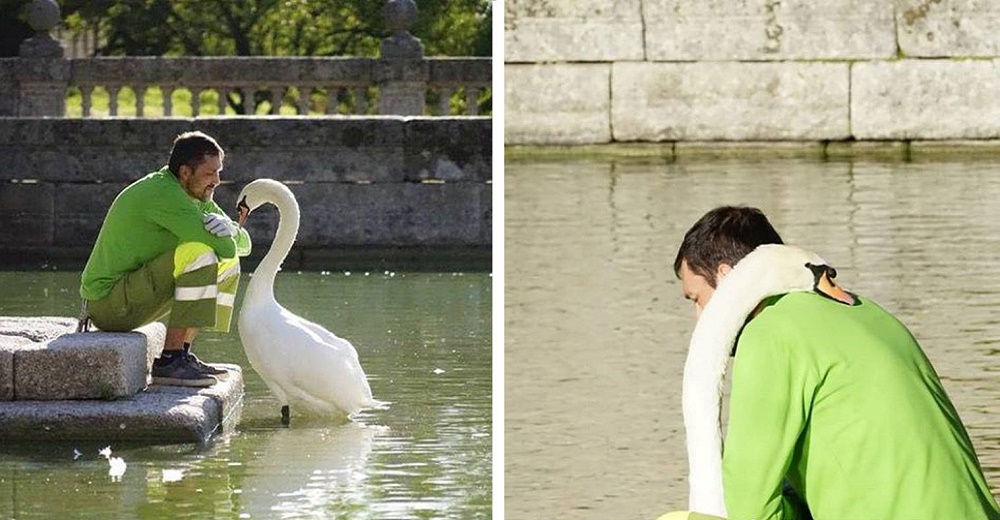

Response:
(683, 244), (826, 516)
(237, 179), (380, 418)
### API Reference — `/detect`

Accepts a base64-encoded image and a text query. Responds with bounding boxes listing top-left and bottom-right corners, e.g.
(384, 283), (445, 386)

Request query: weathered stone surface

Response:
(896, 0), (1000, 57)
(0, 118), (491, 264)
(132, 322), (166, 372)
(70, 57), (373, 86)
(612, 62), (850, 141)
(0, 365), (242, 443)
(0, 338), (36, 401)
(0, 183), (54, 245)
(506, 64), (611, 145)
(289, 182), (489, 247)
(52, 183), (129, 246)
(404, 117), (491, 182)
(0, 316), (76, 341)
(852, 60), (1000, 140)
(0, 60), (16, 116)
(0, 118), (189, 149)
(12, 320), (166, 400)
(504, 0), (644, 62)
(644, 0), (896, 60)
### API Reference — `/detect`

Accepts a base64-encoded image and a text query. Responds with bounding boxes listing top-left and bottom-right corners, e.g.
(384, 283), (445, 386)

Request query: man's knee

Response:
(174, 242), (219, 279)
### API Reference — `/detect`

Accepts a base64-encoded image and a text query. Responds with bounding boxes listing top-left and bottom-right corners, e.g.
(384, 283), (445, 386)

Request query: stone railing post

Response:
(15, 0), (68, 116)
(377, 0), (427, 116)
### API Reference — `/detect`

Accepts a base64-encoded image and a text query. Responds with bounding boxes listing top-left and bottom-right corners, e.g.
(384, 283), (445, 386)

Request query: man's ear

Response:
(177, 164), (192, 181)
(716, 263), (733, 281)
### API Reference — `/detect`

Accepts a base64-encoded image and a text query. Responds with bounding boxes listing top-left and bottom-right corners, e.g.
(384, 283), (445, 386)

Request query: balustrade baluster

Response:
(297, 87), (310, 115)
(217, 88), (229, 115)
(242, 88), (253, 115)
(135, 85), (145, 117)
(269, 87), (283, 114)
(162, 86), (174, 116)
(191, 87), (202, 117)
(326, 87), (338, 115)
(354, 88), (368, 115)
(108, 86), (119, 116)
(80, 85), (93, 117)
(466, 87), (480, 116)
(438, 87), (453, 116)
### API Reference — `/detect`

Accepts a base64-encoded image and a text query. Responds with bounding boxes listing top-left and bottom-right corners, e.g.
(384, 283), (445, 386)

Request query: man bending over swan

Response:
(79, 131), (251, 387)
(673, 206), (999, 520)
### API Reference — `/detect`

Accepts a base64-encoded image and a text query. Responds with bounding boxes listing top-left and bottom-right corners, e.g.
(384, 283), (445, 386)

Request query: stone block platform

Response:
(0, 316), (243, 444)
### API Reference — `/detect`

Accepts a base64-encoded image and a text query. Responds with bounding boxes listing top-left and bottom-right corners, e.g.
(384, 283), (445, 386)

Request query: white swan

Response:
(236, 179), (382, 423)
(683, 244), (828, 517)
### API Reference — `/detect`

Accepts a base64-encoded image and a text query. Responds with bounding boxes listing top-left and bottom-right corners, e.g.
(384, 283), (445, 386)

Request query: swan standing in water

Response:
(236, 179), (382, 424)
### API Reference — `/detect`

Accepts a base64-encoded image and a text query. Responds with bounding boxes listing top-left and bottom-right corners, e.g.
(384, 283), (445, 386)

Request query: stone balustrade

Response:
(1, 0), (492, 118)
(27, 56), (490, 118)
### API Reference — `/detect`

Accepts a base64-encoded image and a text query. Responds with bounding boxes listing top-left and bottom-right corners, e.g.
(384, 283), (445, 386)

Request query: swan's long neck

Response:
(683, 244), (825, 517)
(247, 186), (300, 303)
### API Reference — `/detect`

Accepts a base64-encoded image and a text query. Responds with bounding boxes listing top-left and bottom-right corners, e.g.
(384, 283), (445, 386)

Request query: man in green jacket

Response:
(80, 131), (251, 387)
(673, 206), (1000, 520)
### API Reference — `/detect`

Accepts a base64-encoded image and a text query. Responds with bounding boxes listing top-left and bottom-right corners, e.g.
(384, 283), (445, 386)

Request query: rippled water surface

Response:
(506, 156), (1000, 520)
(0, 271), (491, 519)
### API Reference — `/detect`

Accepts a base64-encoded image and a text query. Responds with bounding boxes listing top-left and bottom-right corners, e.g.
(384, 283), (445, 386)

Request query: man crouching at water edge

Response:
(79, 131), (251, 388)
(661, 206), (1000, 520)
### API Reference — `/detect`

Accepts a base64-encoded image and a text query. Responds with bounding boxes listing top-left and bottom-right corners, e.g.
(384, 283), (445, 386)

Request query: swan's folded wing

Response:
(282, 307), (363, 362)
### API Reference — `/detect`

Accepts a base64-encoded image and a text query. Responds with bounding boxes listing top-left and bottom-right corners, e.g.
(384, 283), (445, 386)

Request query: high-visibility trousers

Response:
(87, 242), (240, 332)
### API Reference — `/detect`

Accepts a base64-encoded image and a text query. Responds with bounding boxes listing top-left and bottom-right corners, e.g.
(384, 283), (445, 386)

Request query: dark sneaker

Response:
(182, 344), (228, 376)
(151, 355), (216, 387)
(186, 351), (228, 376)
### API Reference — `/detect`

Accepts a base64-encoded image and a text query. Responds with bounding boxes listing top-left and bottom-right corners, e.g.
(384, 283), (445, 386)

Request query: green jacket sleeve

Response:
(206, 200), (252, 257)
(149, 189), (237, 259)
(723, 323), (813, 520)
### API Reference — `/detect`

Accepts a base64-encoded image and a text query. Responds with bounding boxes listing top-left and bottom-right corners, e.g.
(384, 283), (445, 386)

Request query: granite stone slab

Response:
(506, 64), (611, 145)
(0, 317), (165, 401)
(0, 364), (243, 444)
(505, 0), (644, 62)
(643, 0), (896, 60)
(852, 60), (1000, 140)
(895, 0), (1000, 58)
(612, 62), (850, 141)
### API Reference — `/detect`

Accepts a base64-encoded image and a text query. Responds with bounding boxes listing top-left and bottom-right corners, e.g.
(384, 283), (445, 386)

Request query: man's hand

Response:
(203, 213), (234, 238)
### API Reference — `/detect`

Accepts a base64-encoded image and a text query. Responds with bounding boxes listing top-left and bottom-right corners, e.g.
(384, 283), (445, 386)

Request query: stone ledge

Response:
(673, 141), (826, 159)
(0, 364), (243, 444)
(0, 317), (164, 401)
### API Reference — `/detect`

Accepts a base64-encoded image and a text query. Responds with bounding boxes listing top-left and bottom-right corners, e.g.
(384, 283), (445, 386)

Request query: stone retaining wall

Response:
(505, 0), (1000, 144)
(0, 116), (491, 270)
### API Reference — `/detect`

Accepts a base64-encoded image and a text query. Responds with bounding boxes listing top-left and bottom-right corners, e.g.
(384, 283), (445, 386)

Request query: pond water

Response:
(0, 270), (491, 520)
(505, 156), (1000, 520)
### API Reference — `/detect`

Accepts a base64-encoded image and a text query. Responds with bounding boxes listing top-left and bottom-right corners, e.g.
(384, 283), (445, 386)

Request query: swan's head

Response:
(236, 178), (295, 226)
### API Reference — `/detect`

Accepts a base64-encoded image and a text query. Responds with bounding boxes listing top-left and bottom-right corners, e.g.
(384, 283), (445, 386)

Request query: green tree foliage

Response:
(52, 0), (491, 57)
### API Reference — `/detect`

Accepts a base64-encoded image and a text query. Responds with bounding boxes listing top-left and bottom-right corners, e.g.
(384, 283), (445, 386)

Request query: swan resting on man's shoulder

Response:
(236, 178), (385, 424)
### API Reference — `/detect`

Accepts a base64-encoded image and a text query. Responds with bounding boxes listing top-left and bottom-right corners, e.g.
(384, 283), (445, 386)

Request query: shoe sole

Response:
(151, 375), (216, 388)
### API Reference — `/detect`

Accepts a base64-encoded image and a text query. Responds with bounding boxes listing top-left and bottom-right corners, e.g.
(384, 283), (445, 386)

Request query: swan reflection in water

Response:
(241, 421), (384, 518)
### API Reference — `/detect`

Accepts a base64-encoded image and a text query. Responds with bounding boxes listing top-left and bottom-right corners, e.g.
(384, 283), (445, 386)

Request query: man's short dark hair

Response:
(674, 206), (783, 287)
(168, 131), (224, 175)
